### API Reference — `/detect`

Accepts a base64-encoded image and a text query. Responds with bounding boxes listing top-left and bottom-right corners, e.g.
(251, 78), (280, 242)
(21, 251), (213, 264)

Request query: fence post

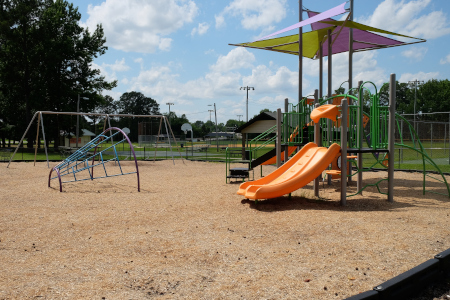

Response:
(431, 123), (433, 158)
(445, 123), (447, 154)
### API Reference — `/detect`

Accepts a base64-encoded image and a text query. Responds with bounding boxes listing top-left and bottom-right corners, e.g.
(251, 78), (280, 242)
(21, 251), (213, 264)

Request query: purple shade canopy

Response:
(254, 2), (347, 42)
(307, 11), (405, 57)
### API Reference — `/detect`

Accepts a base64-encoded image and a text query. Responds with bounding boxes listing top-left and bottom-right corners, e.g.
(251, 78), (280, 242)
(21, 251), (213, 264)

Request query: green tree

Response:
(334, 87), (345, 95)
(92, 95), (118, 134)
(117, 91), (160, 141)
(165, 112), (189, 136)
(417, 79), (450, 121)
(0, 0), (43, 147)
(0, 0), (116, 148)
(379, 81), (412, 113)
(225, 119), (244, 130)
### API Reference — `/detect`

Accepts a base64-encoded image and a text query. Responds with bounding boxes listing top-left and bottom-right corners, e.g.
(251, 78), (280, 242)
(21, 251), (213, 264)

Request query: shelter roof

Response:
(81, 129), (96, 137)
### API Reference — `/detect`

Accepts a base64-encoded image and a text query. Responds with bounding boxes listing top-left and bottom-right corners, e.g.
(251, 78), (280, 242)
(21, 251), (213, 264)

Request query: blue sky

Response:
(75, 0), (450, 125)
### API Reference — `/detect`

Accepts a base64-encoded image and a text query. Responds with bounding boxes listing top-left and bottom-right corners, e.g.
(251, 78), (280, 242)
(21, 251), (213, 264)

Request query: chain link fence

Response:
(394, 112), (450, 174)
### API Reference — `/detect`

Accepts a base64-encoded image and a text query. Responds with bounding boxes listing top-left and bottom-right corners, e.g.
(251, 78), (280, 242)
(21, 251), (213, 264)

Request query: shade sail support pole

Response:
(327, 28), (333, 185)
(298, 0), (303, 106)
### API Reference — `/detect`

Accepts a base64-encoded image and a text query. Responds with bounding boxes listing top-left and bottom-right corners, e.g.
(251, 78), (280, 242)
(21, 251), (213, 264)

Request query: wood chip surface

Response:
(1, 160), (450, 299)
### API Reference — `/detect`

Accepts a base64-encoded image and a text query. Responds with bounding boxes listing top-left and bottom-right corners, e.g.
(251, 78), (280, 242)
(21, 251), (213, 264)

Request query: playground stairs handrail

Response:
(249, 125), (277, 162)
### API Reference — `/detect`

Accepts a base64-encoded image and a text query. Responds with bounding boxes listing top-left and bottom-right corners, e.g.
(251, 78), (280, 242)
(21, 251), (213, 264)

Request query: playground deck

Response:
(1, 161), (450, 299)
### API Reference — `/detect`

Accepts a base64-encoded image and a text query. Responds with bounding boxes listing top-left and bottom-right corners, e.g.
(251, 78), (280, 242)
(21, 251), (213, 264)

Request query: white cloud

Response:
(210, 48), (255, 73)
(358, 0), (450, 39)
(219, 0), (287, 30)
(309, 51), (386, 94)
(401, 47), (428, 61)
(440, 53), (450, 65)
(83, 0), (198, 53)
(215, 14), (225, 29)
(106, 58), (130, 72)
(91, 58), (130, 83)
(191, 22), (209, 36)
(129, 48), (303, 110)
(242, 64), (300, 95)
(399, 71), (439, 82)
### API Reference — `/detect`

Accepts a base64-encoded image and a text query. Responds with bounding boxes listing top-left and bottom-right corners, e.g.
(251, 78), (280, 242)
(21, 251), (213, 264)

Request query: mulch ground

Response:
(1, 160), (450, 299)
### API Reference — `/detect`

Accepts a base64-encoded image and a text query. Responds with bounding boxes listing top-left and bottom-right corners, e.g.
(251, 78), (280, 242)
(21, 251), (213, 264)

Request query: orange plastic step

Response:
(325, 170), (341, 176)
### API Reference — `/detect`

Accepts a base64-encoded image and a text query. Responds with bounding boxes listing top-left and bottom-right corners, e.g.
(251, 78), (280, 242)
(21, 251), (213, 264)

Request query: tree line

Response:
(0, 0), (245, 148)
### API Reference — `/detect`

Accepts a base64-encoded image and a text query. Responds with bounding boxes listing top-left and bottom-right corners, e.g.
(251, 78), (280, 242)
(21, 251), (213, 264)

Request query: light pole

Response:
(166, 102), (174, 125)
(237, 115), (243, 122)
(208, 110), (214, 132)
(240, 86), (254, 122)
(408, 79), (424, 133)
(76, 94), (89, 149)
(208, 104), (219, 151)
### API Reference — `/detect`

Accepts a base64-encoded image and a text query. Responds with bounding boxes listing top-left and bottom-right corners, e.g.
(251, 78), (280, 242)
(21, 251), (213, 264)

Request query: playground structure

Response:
(48, 127), (140, 192)
(7, 111), (184, 191)
(7, 111), (183, 168)
(226, 0), (450, 205)
(234, 75), (450, 205)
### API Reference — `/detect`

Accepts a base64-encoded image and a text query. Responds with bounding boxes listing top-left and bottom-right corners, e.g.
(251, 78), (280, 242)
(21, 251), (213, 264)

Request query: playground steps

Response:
(326, 170), (341, 176)
(227, 167), (250, 181)
(228, 145), (292, 182)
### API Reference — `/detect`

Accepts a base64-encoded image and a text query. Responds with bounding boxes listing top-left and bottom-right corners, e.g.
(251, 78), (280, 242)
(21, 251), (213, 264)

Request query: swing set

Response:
(7, 111), (183, 192)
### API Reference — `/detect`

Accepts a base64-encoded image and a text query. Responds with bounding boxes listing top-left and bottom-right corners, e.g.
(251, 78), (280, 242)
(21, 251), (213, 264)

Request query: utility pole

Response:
(208, 104), (219, 151)
(208, 110), (214, 132)
(408, 79), (424, 134)
(240, 86), (254, 122)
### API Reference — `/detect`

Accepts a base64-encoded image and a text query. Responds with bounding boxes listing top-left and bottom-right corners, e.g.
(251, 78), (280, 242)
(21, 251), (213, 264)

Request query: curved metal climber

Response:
(49, 127), (140, 192)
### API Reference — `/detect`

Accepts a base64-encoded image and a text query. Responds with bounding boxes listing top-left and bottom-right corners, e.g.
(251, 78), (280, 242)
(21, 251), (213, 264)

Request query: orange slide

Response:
(237, 142), (341, 200)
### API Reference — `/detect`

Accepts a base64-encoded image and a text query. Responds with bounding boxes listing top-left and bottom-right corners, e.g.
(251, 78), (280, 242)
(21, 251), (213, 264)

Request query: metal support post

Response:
(40, 113), (49, 168)
(276, 109), (282, 168)
(314, 90), (320, 197)
(7, 112), (38, 168)
(284, 98), (289, 162)
(319, 43), (323, 99)
(388, 73), (396, 203)
(298, 0), (303, 108)
(357, 80), (363, 194)
(327, 29), (333, 185)
(340, 98), (348, 206)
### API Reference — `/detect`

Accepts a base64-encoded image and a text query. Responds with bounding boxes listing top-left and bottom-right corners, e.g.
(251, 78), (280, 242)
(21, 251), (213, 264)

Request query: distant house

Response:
(235, 111), (277, 142)
(64, 129), (96, 147)
(232, 111), (277, 159)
